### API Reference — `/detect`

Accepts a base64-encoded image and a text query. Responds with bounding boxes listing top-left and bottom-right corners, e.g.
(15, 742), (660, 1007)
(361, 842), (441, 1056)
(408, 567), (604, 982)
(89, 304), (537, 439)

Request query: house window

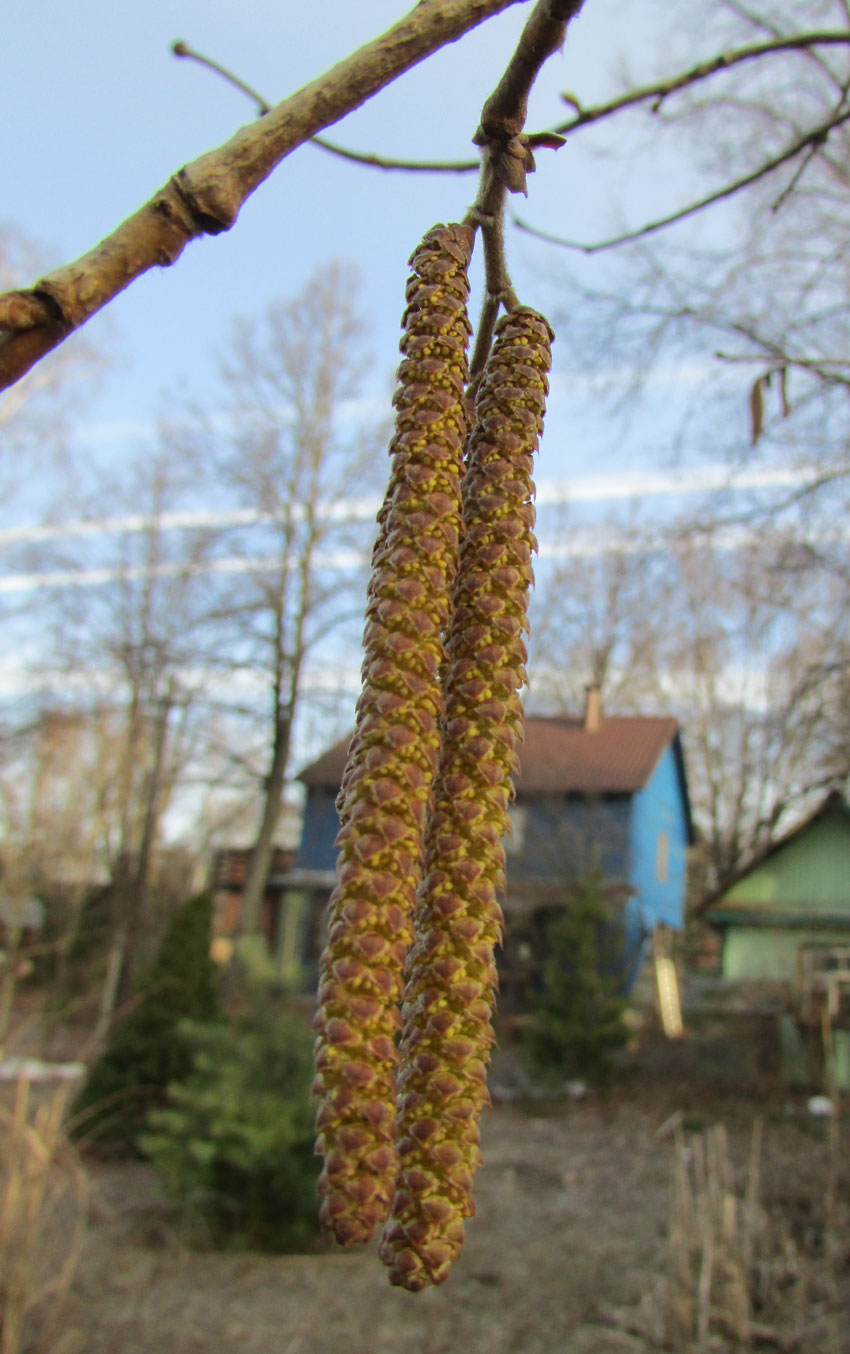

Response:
(656, 831), (669, 883)
(505, 804), (527, 856)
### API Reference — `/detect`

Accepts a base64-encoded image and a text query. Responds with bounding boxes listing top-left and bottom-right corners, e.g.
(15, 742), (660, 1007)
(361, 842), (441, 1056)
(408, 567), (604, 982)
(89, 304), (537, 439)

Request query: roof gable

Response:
(706, 792), (850, 919)
(299, 713), (683, 798)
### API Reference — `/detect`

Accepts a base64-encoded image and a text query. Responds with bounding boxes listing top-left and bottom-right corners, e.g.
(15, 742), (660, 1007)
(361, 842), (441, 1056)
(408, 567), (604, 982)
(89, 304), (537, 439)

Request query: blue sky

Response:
(2, 0), (699, 497)
(1, 4), (801, 675)
(4, 2), (832, 838)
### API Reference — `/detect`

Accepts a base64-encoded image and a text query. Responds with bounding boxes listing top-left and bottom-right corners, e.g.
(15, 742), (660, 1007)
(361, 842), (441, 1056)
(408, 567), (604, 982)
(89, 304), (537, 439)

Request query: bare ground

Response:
(58, 1072), (848, 1354)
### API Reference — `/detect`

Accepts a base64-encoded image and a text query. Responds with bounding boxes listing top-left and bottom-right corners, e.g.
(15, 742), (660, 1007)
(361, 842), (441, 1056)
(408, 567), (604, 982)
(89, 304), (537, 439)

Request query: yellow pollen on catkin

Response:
(312, 223), (475, 1249)
(378, 307), (554, 1291)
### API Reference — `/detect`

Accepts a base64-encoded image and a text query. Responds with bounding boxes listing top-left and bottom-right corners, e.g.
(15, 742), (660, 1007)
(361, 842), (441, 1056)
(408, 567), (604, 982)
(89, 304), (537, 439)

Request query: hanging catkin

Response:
(379, 307), (554, 1290)
(313, 223), (474, 1246)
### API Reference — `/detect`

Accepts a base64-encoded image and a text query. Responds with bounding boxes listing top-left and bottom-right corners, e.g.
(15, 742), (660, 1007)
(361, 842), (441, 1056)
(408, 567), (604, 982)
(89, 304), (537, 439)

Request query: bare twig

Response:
(178, 29), (850, 179)
(0, 0), (525, 393)
(514, 106), (850, 253)
(464, 0), (579, 386)
(552, 31), (850, 136)
(770, 136), (830, 211)
(479, 0), (584, 151)
(173, 40), (480, 173)
(172, 40), (272, 114)
(309, 138), (477, 173)
(175, 0), (579, 381)
(466, 177), (515, 397)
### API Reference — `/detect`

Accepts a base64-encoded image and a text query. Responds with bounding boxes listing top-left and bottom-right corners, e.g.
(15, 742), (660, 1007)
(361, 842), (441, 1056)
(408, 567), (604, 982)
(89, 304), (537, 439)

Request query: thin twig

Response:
(552, 31), (850, 136)
(178, 30), (850, 178)
(465, 174), (515, 397)
(514, 106), (850, 253)
(173, 41), (479, 173)
(480, 0), (585, 142)
(464, 0), (580, 384)
(309, 25), (850, 192)
(172, 41), (272, 114)
(309, 138), (476, 173)
(770, 137), (830, 211)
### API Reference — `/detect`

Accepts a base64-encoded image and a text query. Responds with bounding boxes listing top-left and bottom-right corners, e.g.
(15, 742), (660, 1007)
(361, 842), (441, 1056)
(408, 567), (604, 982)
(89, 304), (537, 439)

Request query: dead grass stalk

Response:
(0, 1076), (89, 1354)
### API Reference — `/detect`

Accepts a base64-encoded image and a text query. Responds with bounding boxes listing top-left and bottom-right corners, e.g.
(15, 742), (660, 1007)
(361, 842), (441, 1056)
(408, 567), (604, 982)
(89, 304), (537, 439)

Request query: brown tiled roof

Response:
(299, 714), (680, 796)
(514, 715), (679, 794)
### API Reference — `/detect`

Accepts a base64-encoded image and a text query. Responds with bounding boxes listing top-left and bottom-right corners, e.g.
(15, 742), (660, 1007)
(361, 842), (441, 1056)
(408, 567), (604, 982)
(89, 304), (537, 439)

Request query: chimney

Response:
(584, 682), (601, 733)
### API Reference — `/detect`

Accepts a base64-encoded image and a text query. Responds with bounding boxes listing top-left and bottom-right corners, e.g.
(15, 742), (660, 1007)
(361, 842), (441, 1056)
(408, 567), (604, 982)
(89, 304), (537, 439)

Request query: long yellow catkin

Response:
(379, 307), (554, 1291)
(313, 223), (474, 1246)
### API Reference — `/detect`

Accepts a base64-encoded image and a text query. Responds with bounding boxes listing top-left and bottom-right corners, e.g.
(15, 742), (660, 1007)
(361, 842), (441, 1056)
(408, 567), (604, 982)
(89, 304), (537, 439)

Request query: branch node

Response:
(465, 206), (496, 230)
(172, 169), (239, 236)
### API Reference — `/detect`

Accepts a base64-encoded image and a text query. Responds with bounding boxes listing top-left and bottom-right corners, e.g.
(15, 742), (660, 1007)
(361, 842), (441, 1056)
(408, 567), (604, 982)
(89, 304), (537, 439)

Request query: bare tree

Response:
(529, 509), (669, 713)
(657, 540), (822, 887)
(531, 515), (850, 890)
(25, 444), (226, 1013)
(0, 256), (381, 1006)
(192, 262), (383, 942)
(518, 1), (850, 537)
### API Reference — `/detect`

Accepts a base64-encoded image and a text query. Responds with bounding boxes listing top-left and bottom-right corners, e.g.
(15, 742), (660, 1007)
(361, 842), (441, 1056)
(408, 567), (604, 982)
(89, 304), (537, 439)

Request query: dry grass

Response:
(0, 1076), (89, 1354)
(594, 1103), (848, 1353)
(666, 1119), (762, 1348)
(663, 1115), (845, 1353)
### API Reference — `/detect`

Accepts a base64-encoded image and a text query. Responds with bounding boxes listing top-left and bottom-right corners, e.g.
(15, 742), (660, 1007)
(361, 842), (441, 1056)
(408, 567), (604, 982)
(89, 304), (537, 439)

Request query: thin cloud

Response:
(1, 461), (821, 551)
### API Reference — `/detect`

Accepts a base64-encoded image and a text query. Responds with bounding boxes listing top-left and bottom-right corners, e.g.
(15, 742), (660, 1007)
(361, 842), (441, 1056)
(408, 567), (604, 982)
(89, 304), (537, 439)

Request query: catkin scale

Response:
(379, 307), (554, 1291)
(313, 223), (475, 1247)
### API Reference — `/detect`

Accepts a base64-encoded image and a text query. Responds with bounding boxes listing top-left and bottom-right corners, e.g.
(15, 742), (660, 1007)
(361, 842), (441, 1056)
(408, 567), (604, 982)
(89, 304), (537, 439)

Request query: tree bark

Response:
(237, 714), (292, 943)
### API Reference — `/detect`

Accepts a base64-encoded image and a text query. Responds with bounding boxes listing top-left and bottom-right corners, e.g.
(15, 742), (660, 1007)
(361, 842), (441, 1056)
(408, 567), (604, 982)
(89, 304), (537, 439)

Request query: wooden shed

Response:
(703, 791), (850, 1088)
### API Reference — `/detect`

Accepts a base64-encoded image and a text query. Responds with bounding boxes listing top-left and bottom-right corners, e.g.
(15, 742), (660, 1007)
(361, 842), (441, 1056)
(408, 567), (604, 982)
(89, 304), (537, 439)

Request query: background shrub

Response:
(525, 866), (629, 1087)
(141, 1000), (320, 1251)
(70, 891), (220, 1153)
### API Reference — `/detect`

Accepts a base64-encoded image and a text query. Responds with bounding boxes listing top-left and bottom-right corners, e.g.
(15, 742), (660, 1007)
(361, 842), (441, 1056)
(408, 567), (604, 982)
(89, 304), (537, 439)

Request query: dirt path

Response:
(62, 1089), (848, 1354)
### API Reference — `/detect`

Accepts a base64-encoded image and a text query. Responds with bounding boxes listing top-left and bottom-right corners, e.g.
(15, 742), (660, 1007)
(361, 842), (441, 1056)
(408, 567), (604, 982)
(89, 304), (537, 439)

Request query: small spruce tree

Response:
(70, 891), (221, 1153)
(526, 866), (628, 1087)
(142, 1001), (320, 1251)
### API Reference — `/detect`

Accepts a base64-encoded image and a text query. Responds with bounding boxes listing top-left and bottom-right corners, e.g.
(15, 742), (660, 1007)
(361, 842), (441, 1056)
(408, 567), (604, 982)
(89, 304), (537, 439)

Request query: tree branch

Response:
(479, 0), (585, 144)
(172, 22), (850, 187)
(552, 31), (850, 137)
(309, 137), (478, 173)
(175, 4), (583, 419)
(173, 39), (482, 174)
(513, 106), (850, 253)
(0, 0), (526, 394)
(464, 0), (580, 387)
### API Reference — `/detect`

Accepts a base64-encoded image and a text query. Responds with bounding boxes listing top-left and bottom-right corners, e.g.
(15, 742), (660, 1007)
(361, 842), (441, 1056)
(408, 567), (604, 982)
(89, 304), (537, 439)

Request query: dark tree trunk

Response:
(238, 714), (292, 942)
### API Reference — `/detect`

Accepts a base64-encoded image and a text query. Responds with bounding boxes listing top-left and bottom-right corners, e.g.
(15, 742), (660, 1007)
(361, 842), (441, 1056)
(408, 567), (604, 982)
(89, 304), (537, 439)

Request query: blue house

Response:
(285, 691), (693, 1005)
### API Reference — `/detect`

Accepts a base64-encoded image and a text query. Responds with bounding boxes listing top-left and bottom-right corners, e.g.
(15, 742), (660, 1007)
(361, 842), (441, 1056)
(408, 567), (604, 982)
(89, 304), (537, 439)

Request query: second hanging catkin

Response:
(379, 307), (554, 1290)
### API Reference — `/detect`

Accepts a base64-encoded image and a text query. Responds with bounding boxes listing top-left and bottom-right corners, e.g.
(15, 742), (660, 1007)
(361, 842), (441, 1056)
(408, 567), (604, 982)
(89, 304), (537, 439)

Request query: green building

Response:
(704, 792), (850, 1089)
